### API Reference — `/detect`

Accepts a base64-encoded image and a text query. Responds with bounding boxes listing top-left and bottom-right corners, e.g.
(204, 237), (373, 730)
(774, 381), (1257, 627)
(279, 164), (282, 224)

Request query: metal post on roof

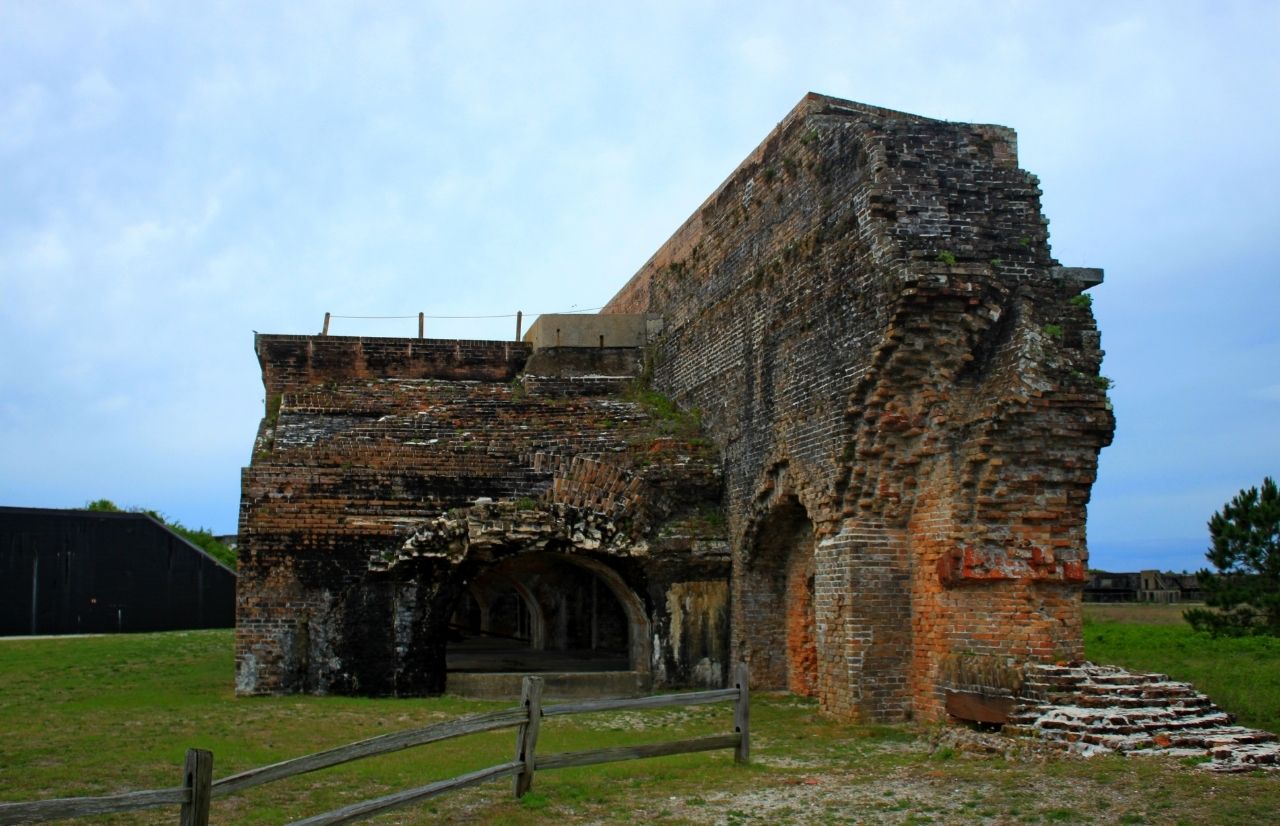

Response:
(322, 312), (330, 336)
(419, 312), (425, 339)
(516, 311), (523, 342)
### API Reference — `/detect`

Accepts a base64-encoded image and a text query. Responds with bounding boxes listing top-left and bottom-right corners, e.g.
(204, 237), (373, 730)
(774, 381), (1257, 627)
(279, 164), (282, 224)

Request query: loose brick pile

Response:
(1009, 662), (1280, 772)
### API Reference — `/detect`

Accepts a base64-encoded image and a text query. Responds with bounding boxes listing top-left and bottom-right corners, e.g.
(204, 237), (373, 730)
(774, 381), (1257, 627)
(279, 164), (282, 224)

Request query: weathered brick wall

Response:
(604, 93), (1114, 721)
(238, 336), (731, 695)
(241, 94), (1114, 719)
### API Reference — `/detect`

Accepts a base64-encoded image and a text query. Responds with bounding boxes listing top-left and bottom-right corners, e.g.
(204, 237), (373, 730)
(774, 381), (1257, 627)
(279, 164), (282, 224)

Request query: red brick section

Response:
(604, 93), (1114, 722)
(784, 533), (817, 697)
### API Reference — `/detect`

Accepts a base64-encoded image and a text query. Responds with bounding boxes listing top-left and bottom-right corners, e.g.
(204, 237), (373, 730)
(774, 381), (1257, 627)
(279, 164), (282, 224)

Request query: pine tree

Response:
(1184, 476), (1280, 636)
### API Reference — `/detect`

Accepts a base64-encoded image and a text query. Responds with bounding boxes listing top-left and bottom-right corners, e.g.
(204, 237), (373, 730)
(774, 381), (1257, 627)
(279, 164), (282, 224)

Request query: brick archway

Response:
(741, 496), (816, 695)
(446, 551), (651, 676)
(455, 572), (547, 651)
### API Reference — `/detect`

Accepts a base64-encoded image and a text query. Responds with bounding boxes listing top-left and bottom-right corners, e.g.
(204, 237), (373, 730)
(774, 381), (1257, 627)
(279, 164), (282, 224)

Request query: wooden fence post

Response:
(179, 748), (213, 826)
(513, 676), (544, 797)
(733, 662), (750, 764)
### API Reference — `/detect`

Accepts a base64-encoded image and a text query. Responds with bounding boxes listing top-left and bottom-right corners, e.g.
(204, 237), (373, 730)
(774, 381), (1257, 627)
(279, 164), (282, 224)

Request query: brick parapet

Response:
(255, 335), (531, 402)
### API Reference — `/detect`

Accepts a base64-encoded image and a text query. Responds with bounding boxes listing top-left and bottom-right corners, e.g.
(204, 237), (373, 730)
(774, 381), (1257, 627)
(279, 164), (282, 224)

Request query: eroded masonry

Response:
(237, 94), (1114, 721)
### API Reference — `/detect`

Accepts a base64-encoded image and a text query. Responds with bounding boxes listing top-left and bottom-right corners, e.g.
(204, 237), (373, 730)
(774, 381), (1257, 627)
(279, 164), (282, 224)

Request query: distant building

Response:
(1084, 569), (1205, 603)
(1138, 569), (1182, 603)
(0, 506), (236, 635)
(1083, 571), (1139, 602)
(1172, 573), (1204, 603)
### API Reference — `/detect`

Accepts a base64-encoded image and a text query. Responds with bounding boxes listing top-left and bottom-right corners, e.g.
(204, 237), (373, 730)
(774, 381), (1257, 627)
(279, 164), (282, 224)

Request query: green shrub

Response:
(83, 498), (236, 569)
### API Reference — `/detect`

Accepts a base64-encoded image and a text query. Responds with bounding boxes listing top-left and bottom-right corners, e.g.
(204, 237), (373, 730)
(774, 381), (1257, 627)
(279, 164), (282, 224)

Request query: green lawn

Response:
(1, 629), (1277, 824)
(1084, 604), (1280, 732)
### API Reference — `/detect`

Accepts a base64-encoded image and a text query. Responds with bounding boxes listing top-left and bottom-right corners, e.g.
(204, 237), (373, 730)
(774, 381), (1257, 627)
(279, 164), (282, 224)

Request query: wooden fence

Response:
(0, 663), (749, 825)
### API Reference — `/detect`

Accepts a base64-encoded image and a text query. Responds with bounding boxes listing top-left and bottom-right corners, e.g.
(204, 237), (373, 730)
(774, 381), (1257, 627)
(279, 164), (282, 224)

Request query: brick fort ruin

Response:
(236, 94), (1115, 721)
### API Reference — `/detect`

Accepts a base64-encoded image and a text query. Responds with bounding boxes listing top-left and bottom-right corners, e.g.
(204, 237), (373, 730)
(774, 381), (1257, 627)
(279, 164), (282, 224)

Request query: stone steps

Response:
(1011, 662), (1279, 773)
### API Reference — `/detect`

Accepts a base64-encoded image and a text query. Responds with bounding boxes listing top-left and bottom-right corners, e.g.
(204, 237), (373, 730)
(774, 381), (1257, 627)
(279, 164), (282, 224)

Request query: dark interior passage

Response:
(446, 553), (632, 673)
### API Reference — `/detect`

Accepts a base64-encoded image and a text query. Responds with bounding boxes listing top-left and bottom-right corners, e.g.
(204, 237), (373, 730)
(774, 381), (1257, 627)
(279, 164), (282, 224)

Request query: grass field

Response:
(1083, 602), (1280, 732)
(1, 627), (1277, 825)
(1083, 602), (1199, 626)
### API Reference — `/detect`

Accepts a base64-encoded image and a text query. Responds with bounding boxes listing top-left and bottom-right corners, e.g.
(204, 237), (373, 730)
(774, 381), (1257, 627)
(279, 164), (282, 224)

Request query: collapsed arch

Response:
(740, 495), (816, 695)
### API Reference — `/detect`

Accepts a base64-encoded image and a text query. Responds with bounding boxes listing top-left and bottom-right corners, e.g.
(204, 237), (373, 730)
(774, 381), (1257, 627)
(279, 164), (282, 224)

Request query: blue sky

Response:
(2, 2), (1276, 573)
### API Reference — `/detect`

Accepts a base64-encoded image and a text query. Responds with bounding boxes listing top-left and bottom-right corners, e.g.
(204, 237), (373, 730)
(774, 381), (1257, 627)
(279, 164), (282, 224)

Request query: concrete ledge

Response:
(1052, 266), (1104, 289)
(523, 346), (644, 378)
(524, 314), (661, 349)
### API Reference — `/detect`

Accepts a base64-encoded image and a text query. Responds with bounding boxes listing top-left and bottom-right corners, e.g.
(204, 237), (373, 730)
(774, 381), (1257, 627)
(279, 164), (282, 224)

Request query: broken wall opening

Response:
(741, 496), (817, 695)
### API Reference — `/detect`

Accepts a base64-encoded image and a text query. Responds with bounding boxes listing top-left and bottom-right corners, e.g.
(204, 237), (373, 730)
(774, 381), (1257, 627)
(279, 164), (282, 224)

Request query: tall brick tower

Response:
(604, 93), (1114, 720)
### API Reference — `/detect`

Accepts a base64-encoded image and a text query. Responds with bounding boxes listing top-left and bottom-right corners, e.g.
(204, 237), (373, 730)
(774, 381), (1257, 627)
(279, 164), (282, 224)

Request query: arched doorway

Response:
(447, 574), (546, 670)
(446, 552), (649, 675)
(741, 496), (816, 695)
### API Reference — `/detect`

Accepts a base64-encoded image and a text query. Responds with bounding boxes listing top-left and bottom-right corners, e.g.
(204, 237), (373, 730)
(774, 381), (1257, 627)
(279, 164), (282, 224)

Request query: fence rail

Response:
(0, 663), (749, 825)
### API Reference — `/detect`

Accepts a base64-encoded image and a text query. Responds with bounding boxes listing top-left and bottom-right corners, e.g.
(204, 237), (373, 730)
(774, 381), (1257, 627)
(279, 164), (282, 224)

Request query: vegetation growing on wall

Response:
(626, 384), (706, 443)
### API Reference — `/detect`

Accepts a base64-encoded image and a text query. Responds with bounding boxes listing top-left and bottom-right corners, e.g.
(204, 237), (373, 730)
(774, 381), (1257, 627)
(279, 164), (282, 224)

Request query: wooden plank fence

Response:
(0, 663), (749, 825)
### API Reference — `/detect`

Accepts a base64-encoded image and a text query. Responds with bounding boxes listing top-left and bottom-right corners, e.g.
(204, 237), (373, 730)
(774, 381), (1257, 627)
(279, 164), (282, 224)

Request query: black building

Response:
(0, 506), (236, 635)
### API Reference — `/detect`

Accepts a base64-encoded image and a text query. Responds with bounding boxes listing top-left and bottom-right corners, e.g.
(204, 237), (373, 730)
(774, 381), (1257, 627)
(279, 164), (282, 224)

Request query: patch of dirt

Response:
(572, 706), (724, 732)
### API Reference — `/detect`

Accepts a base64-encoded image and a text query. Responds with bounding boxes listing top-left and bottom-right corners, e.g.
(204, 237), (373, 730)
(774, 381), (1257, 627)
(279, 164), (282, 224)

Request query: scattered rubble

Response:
(1007, 662), (1280, 772)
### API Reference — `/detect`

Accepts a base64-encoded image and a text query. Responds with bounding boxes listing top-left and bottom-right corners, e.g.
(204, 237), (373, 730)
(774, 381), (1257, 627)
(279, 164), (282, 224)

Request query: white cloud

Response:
(0, 83), (50, 151)
(92, 393), (132, 414)
(106, 219), (173, 264)
(0, 0), (1276, 546)
(70, 70), (121, 131)
(738, 35), (786, 75)
(1, 229), (76, 328)
(1256, 384), (1280, 402)
(22, 229), (70, 270)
